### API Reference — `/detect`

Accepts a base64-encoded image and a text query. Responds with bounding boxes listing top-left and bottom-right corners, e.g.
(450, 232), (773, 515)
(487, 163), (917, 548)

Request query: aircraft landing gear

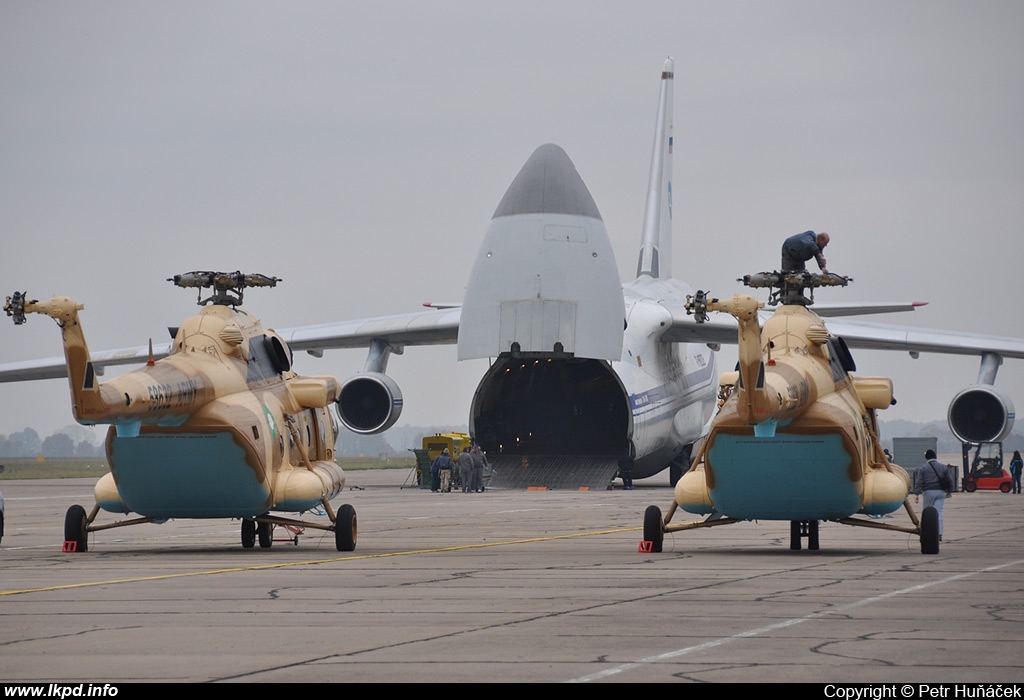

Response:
(643, 505), (664, 552)
(241, 510), (351, 551)
(239, 519), (272, 548)
(789, 520), (819, 551)
(241, 519), (256, 548)
(242, 516), (274, 549)
(257, 521), (273, 549)
(920, 506), (940, 554)
(334, 503), (357, 552)
(668, 444), (694, 487)
(64, 504), (89, 552)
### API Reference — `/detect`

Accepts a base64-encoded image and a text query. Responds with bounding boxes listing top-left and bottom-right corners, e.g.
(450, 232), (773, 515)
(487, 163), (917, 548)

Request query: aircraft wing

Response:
(824, 318), (1024, 359)
(7, 299), (1020, 383)
(810, 301), (926, 317)
(658, 298), (927, 345)
(0, 308), (460, 384)
(277, 307), (461, 353)
(661, 302), (1024, 359)
(0, 342), (173, 383)
(449, 285), (1008, 358)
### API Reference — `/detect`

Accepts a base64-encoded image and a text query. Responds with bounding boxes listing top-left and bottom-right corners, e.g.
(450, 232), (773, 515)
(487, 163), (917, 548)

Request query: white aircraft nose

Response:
(491, 143), (602, 220)
(458, 144), (625, 362)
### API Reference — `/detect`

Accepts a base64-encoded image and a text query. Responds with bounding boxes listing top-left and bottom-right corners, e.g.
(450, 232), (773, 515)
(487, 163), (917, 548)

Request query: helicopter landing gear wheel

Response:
(807, 520), (819, 550)
(920, 506), (940, 555)
(241, 519), (256, 548)
(257, 521), (272, 549)
(335, 504), (357, 552)
(786, 521), (819, 548)
(64, 504), (88, 552)
(643, 505), (664, 553)
(790, 520), (819, 550)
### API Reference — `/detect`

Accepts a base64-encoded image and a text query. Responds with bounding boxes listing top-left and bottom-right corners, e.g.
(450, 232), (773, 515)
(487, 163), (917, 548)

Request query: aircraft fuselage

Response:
(617, 277), (717, 477)
(468, 277), (716, 480)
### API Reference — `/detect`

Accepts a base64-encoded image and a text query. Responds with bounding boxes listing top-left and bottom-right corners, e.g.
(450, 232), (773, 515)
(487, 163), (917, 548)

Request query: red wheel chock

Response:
(62, 541), (79, 552)
(638, 540), (655, 553)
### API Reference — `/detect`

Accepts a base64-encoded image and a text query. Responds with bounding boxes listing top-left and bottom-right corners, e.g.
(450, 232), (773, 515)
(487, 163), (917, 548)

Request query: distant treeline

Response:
(0, 428), (104, 458)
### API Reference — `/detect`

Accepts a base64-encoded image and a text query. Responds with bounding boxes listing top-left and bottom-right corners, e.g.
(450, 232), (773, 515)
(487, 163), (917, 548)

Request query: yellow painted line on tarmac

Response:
(0, 526), (638, 596)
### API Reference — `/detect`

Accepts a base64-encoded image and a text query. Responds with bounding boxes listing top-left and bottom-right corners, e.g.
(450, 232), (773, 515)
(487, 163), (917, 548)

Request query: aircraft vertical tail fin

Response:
(635, 56), (674, 280)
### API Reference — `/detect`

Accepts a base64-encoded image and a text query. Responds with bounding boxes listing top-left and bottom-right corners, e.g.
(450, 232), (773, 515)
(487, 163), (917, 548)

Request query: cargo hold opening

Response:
(469, 356), (628, 455)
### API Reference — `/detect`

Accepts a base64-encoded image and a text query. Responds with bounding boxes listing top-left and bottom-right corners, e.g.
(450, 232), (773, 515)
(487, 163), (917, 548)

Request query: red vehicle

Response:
(962, 461), (1014, 493)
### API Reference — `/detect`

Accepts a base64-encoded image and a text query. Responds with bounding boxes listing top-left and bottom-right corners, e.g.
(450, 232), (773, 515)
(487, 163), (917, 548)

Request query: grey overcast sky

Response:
(2, 1), (1023, 442)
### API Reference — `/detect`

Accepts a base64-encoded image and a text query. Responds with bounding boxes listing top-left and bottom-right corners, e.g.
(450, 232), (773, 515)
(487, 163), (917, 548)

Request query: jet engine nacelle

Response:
(335, 372), (404, 435)
(947, 385), (1015, 444)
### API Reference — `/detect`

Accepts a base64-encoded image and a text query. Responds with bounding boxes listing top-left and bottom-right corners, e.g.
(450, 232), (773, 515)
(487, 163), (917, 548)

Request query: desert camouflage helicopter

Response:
(643, 272), (948, 555)
(3, 271), (357, 552)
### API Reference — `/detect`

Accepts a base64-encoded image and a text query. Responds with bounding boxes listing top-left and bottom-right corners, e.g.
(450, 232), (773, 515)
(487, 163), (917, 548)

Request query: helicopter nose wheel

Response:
(63, 504), (89, 552)
(919, 506), (940, 554)
(334, 504), (357, 552)
(643, 505), (664, 553)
